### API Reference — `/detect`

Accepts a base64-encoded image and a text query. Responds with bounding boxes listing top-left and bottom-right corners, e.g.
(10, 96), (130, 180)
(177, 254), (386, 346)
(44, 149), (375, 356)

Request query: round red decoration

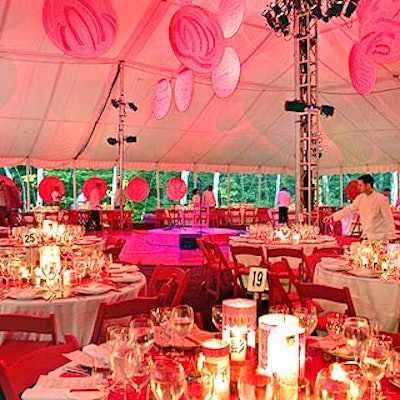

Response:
(175, 69), (194, 112)
(349, 42), (375, 95)
(153, 79), (172, 120)
(0, 176), (16, 187)
(169, 5), (225, 73)
(166, 177), (187, 201)
(212, 47), (241, 98)
(38, 176), (65, 203)
(218, 0), (246, 39)
(82, 177), (107, 200)
(42, 0), (117, 58)
(127, 177), (150, 203)
(345, 180), (361, 201)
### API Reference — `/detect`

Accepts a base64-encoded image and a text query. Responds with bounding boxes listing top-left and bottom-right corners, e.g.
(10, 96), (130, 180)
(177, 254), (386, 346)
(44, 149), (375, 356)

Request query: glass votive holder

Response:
(238, 368), (274, 400)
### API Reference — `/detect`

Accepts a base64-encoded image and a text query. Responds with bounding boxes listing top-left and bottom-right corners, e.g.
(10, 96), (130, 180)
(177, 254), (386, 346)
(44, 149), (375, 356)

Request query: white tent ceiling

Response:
(0, 0), (399, 175)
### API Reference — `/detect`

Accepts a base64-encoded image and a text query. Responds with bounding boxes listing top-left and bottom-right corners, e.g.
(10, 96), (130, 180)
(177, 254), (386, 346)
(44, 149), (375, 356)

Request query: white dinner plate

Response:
(6, 288), (45, 300)
(320, 262), (346, 272)
(73, 284), (114, 295)
(108, 264), (139, 275)
(108, 272), (143, 284)
(320, 235), (337, 242)
(346, 269), (381, 278)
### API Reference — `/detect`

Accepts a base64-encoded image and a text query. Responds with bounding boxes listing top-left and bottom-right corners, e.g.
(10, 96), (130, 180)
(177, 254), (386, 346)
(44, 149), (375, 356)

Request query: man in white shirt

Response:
(277, 187), (291, 224)
(325, 174), (396, 241)
(201, 185), (216, 208)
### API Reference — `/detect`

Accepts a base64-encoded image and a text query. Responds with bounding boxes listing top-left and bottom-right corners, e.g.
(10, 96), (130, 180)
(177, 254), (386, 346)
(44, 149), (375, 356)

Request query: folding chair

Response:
(146, 265), (191, 307)
(0, 334), (79, 400)
(90, 296), (160, 344)
(103, 236), (126, 262)
(294, 281), (356, 331)
(266, 247), (305, 281)
(0, 313), (58, 365)
(230, 244), (268, 297)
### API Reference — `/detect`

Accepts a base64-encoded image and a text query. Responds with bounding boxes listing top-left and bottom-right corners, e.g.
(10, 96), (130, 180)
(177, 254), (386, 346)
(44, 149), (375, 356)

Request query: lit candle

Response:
(222, 298), (256, 362)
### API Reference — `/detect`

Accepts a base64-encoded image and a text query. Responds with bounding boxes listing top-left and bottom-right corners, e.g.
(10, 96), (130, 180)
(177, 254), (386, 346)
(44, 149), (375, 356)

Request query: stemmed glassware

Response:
(124, 346), (151, 399)
(343, 317), (370, 363)
(211, 304), (223, 332)
(129, 316), (155, 357)
(151, 307), (172, 352)
(150, 357), (187, 400)
(326, 313), (345, 359)
(292, 303), (318, 336)
(360, 334), (392, 399)
(169, 304), (194, 360)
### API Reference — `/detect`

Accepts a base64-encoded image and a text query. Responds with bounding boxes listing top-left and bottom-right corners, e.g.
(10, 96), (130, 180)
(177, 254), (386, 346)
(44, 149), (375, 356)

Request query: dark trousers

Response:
(278, 206), (289, 224)
(85, 210), (101, 231)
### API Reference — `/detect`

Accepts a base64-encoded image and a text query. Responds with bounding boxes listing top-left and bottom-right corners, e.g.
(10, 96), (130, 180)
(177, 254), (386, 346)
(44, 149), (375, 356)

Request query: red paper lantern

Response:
(349, 42), (376, 95)
(38, 176), (65, 203)
(127, 177), (150, 203)
(217, 0), (246, 39)
(166, 177), (187, 201)
(42, 0), (117, 58)
(152, 79), (172, 120)
(174, 69), (194, 112)
(169, 5), (225, 73)
(82, 177), (107, 200)
(345, 180), (361, 201)
(0, 176), (16, 187)
(212, 47), (241, 98)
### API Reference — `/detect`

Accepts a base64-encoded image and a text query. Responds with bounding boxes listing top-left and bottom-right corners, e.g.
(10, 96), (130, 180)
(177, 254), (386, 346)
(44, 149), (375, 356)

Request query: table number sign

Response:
(247, 267), (267, 292)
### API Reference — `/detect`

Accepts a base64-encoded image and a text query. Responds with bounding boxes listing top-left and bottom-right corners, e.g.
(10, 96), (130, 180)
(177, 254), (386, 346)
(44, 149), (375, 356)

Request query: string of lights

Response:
(262, 0), (359, 36)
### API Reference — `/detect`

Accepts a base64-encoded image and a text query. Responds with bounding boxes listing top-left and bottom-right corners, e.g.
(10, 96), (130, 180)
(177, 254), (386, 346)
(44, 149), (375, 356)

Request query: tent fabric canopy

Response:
(0, 0), (399, 176)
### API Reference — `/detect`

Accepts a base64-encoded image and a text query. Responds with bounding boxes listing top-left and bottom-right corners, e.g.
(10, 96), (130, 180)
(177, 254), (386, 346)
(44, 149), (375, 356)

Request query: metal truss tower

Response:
(294, 11), (320, 225)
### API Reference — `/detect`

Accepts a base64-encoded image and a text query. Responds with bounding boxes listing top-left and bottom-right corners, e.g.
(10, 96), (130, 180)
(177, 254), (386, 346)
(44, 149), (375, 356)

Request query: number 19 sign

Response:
(246, 267), (267, 292)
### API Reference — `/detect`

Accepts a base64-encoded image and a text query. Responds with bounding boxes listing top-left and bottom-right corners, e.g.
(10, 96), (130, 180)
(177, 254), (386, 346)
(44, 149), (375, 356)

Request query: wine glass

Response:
(326, 313), (345, 359)
(169, 304), (194, 358)
(211, 304), (223, 332)
(151, 307), (172, 352)
(150, 357), (187, 400)
(360, 334), (392, 399)
(129, 316), (155, 357)
(292, 303), (318, 335)
(343, 317), (370, 363)
(124, 347), (151, 399)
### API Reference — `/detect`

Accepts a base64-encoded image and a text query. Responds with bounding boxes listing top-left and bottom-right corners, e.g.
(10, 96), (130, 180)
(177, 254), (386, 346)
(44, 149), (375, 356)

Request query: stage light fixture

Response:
(325, 0), (345, 19)
(262, 9), (279, 31)
(285, 100), (308, 112)
(111, 99), (119, 109)
(320, 104), (335, 117)
(107, 137), (118, 146)
(128, 102), (138, 112)
(125, 136), (137, 143)
(344, 0), (359, 17)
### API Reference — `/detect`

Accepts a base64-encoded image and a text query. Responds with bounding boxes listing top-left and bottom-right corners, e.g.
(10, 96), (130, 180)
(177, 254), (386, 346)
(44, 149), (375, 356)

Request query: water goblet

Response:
(326, 313), (345, 359)
(129, 316), (155, 357)
(151, 307), (172, 352)
(211, 304), (223, 332)
(124, 346), (151, 399)
(343, 317), (370, 363)
(360, 334), (392, 399)
(169, 304), (194, 359)
(293, 303), (318, 336)
(150, 357), (187, 400)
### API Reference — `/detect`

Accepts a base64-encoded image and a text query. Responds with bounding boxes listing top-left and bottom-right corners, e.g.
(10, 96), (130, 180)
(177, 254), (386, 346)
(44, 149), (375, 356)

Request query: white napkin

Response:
(22, 388), (71, 400)
(63, 350), (96, 368)
(82, 344), (110, 368)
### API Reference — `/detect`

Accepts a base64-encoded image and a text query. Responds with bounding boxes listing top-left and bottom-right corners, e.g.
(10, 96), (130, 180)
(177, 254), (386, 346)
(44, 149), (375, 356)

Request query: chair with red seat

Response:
(0, 313), (58, 366)
(293, 281), (356, 331)
(103, 236), (126, 262)
(146, 265), (191, 307)
(266, 247), (305, 281)
(197, 238), (235, 300)
(0, 334), (79, 400)
(266, 272), (296, 312)
(230, 244), (268, 297)
(90, 296), (160, 344)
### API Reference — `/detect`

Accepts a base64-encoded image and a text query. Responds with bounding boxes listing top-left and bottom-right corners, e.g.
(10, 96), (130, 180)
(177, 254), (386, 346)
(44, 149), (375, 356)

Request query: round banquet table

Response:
(314, 263), (400, 332)
(0, 274), (146, 346)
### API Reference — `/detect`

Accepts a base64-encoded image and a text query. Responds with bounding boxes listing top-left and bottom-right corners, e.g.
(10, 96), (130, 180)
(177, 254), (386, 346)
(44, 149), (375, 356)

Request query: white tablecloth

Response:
(0, 275), (146, 346)
(314, 263), (400, 332)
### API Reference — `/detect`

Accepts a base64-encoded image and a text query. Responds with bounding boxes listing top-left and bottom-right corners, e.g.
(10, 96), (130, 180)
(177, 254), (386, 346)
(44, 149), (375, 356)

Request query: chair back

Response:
(312, 246), (344, 255)
(90, 296), (159, 344)
(230, 244), (267, 269)
(266, 247), (305, 280)
(267, 272), (295, 311)
(104, 236), (126, 262)
(0, 313), (58, 344)
(294, 282), (356, 317)
(147, 266), (191, 307)
(0, 334), (79, 400)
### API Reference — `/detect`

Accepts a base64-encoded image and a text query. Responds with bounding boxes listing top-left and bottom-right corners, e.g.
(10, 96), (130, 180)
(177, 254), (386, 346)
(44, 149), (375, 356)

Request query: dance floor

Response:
(114, 227), (240, 266)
